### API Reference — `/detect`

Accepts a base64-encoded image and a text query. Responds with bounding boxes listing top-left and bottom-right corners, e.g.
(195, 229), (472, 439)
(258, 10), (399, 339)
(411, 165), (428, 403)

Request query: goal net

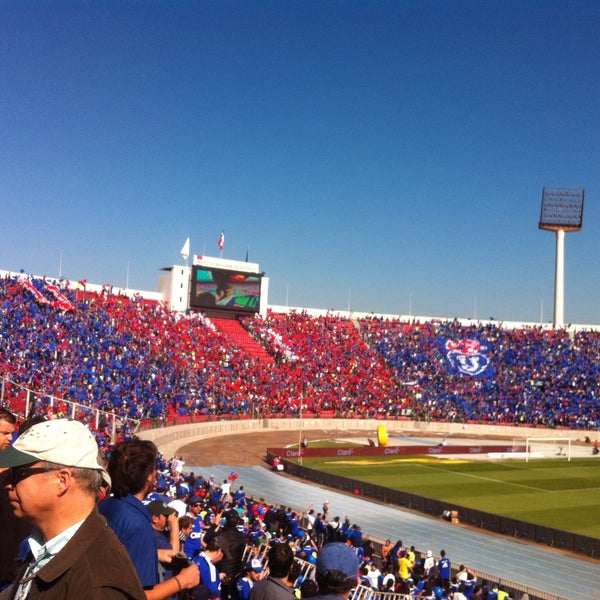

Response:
(525, 437), (571, 462)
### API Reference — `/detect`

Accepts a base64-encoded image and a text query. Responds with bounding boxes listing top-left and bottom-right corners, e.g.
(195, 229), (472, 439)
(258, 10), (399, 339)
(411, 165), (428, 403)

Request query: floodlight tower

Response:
(538, 187), (585, 328)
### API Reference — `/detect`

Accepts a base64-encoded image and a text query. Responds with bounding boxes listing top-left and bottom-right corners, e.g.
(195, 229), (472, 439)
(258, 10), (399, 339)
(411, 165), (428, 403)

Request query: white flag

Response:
(180, 237), (190, 261)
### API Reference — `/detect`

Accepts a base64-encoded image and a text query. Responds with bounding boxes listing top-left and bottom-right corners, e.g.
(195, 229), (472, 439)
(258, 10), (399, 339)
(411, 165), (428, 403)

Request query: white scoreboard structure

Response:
(158, 255), (269, 317)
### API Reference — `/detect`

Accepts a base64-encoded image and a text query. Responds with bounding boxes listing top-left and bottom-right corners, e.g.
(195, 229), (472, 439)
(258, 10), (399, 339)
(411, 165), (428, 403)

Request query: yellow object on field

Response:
(377, 424), (388, 446)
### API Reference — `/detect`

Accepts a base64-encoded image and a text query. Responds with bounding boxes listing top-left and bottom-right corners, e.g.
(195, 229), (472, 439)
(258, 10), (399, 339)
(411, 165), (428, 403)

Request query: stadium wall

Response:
(137, 418), (592, 464)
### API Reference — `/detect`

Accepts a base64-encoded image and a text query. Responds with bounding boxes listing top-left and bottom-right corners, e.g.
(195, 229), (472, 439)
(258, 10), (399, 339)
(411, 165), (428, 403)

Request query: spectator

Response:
(423, 550), (436, 580)
(236, 559), (264, 600)
(311, 542), (359, 600)
(99, 439), (199, 599)
(437, 549), (451, 589)
(249, 542), (296, 600)
(364, 561), (381, 590)
(179, 515), (195, 549)
(380, 539), (392, 569)
(0, 418), (146, 598)
(215, 510), (248, 600)
(192, 538), (226, 600)
(182, 495), (206, 559)
(147, 500), (181, 587)
(0, 408), (16, 450)
(0, 408), (29, 589)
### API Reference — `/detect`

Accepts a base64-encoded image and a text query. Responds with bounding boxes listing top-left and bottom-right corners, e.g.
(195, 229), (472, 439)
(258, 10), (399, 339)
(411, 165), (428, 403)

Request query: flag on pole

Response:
(180, 237), (190, 261)
(218, 231), (225, 252)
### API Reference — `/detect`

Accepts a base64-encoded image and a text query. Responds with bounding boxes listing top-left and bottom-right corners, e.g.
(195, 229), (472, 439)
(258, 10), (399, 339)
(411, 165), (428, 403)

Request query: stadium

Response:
(1, 254), (599, 600)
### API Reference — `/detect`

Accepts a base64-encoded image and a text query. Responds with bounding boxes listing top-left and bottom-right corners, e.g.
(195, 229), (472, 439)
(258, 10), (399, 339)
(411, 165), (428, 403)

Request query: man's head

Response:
(179, 515), (195, 537)
(107, 439), (158, 498)
(0, 418), (109, 537)
(267, 542), (295, 579)
(0, 408), (17, 450)
(188, 495), (203, 515)
(147, 499), (176, 532)
(0, 418), (109, 486)
(204, 539), (225, 562)
(315, 542), (359, 596)
(245, 558), (264, 581)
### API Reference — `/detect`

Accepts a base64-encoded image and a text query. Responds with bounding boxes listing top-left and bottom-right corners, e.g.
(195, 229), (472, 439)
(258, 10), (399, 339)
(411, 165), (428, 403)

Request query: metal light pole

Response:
(538, 187), (584, 328)
(298, 389), (303, 465)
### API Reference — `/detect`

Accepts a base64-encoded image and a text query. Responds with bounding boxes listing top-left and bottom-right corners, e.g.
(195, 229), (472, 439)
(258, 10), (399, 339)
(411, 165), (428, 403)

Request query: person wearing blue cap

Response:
(311, 542), (359, 600)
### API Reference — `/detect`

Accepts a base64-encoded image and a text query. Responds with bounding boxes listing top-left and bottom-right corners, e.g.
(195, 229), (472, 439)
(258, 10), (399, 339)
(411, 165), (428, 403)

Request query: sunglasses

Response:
(6, 466), (61, 487)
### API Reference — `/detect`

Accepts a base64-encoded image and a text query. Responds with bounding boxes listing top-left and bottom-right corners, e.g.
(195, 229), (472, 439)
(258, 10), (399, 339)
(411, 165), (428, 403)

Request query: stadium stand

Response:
(1, 273), (599, 431)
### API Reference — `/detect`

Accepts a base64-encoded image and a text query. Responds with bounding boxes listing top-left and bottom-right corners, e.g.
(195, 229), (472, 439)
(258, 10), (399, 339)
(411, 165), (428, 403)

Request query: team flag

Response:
(218, 231), (225, 251)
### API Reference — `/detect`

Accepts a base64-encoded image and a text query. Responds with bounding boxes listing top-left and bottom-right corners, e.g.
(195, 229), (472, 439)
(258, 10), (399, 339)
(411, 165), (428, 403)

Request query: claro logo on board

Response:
(427, 447), (443, 454)
(469, 447), (483, 453)
(384, 448), (401, 454)
(337, 449), (355, 456)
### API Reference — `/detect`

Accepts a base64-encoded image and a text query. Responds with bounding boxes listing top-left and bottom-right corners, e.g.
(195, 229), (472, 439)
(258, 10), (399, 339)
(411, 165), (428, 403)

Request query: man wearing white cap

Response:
(0, 418), (146, 599)
(236, 558), (264, 600)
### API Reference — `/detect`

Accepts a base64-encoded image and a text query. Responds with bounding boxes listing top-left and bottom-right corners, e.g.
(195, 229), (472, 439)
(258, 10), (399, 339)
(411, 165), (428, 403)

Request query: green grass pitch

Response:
(300, 455), (600, 538)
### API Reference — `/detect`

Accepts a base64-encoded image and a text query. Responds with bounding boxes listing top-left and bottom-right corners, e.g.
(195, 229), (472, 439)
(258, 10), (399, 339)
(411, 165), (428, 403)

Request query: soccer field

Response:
(301, 454), (600, 538)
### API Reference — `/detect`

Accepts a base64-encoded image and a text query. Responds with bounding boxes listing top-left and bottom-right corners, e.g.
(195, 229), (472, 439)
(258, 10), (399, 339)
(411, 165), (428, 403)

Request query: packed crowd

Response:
(1, 274), (599, 431)
(0, 411), (515, 599)
(360, 319), (600, 428)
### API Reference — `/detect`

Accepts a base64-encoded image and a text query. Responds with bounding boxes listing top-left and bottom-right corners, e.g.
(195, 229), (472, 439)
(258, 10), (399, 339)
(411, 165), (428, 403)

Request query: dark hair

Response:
(204, 539), (224, 553)
(315, 569), (357, 595)
(300, 578), (318, 598)
(0, 408), (17, 425)
(107, 439), (158, 497)
(267, 542), (294, 578)
(179, 516), (195, 530)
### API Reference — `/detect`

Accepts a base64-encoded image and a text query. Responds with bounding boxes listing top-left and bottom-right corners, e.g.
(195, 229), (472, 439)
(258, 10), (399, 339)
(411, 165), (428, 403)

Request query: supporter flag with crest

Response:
(439, 337), (494, 378)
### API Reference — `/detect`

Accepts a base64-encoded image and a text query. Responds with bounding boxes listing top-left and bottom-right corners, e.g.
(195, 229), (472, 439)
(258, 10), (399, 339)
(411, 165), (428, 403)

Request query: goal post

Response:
(525, 437), (571, 462)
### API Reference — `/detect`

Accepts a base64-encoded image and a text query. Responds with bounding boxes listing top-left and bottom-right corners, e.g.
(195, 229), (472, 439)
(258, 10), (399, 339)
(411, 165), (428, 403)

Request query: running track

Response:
(188, 463), (600, 600)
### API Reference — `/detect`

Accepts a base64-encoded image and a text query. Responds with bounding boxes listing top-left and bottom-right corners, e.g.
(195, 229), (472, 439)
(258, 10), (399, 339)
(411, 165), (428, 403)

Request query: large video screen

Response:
(189, 266), (262, 313)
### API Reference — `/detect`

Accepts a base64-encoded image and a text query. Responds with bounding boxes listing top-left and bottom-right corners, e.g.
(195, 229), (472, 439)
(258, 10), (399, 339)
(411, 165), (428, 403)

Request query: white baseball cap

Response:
(0, 419), (111, 488)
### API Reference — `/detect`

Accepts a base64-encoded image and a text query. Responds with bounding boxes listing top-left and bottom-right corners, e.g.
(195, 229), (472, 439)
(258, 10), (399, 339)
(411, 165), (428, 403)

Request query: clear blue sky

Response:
(2, 1), (599, 324)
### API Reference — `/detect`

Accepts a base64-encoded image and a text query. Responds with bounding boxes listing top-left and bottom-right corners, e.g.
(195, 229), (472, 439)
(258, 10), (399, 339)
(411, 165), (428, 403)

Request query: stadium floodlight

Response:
(538, 187), (585, 328)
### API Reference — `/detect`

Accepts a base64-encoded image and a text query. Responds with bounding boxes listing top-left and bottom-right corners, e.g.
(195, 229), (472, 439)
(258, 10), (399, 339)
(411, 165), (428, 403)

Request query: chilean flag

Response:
(218, 230), (225, 251)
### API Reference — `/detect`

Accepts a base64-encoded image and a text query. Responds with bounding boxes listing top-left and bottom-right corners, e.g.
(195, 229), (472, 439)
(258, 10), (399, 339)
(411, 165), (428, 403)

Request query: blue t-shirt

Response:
(193, 552), (221, 598)
(99, 494), (158, 588)
(183, 515), (205, 559)
(437, 557), (451, 580)
(236, 576), (254, 600)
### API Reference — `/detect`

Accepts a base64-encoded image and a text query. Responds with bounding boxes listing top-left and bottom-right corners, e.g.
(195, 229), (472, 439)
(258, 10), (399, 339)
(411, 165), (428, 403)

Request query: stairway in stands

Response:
(211, 317), (275, 365)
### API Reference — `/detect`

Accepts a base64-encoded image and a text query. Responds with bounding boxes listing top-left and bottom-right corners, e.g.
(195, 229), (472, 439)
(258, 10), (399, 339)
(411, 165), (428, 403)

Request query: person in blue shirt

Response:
(236, 559), (264, 600)
(183, 496), (206, 559)
(192, 539), (226, 599)
(437, 549), (451, 589)
(99, 439), (200, 600)
(147, 500), (181, 591)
